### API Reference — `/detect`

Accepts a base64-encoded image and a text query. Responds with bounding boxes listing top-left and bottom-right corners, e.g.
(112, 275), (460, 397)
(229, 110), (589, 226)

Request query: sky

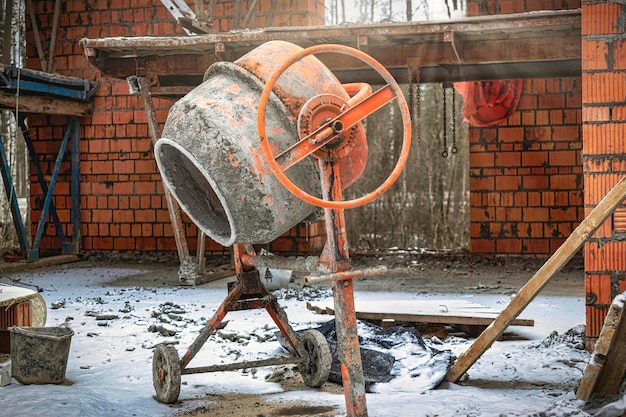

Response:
(326, 0), (467, 25)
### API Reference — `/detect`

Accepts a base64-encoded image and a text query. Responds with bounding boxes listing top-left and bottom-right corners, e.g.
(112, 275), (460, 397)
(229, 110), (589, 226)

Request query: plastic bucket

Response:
(10, 326), (73, 384)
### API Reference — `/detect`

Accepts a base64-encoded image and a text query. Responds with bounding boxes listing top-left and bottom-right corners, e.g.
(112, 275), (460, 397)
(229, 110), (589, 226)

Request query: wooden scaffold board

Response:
(307, 299), (534, 337)
(577, 292), (626, 401)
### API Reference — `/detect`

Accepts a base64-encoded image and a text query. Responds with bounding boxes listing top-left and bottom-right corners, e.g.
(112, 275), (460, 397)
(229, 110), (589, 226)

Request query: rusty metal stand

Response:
(316, 160), (368, 416)
(152, 243), (332, 404)
(179, 244), (302, 370)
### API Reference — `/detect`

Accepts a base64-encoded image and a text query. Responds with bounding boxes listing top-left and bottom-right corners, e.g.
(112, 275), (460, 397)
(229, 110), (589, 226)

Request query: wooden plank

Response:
(446, 175), (626, 383)
(595, 308), (626, 397)
(79, 9), (581, 83)
(0, 91), (92, 116)
(136, 76), (189, 265)
(194, 268), (236, 285)
(577, 295), (626, 400)
(576, 355), (604, 401)
(306, 301), (535, 327)
(26, 0), (47, 71)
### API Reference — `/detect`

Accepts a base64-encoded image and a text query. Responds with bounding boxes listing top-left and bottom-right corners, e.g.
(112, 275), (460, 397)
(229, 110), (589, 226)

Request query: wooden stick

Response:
(446, 175), (626, 383)
(26, 0), (46, 71)
(47, 0), (61, 73)
(137, 77), (189, 264)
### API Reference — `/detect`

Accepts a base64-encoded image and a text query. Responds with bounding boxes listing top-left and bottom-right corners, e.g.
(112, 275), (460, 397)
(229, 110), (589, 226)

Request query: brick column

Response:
(581, 1), (626, 349)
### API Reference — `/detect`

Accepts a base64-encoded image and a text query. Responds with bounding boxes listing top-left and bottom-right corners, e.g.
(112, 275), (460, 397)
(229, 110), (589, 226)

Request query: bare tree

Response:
(0, 0), (28, 249)
(322, 0), (470, 251)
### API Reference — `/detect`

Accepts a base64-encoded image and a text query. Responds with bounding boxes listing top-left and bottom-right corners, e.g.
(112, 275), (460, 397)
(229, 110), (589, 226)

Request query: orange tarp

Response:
(454, 80), (523, 127)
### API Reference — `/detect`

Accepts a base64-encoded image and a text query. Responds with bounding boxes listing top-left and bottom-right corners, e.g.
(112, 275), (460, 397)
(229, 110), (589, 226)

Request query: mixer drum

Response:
(155, 40), (367, 246)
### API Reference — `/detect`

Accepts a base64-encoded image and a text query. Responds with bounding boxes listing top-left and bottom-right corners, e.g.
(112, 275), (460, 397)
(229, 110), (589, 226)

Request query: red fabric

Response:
(454, 80), (523, 127)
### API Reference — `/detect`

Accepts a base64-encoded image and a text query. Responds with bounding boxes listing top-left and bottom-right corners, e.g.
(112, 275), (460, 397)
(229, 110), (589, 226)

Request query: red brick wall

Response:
(466, 0), (583, 257)
(25, 0), (325, 256)
(581, 1), (626, 347)
(211, 0), (325, 31)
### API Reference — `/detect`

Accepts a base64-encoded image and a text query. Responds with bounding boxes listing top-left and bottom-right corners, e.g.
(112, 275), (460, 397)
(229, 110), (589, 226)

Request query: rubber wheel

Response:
(298, 329), (332, 388)
(152, 344), (181, 404)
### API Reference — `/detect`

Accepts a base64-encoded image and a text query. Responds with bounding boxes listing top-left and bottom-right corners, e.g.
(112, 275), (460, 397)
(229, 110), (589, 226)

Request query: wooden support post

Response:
(26, 0), (47, 71)
(446, 175), (626, 383)
(266, 0), (278, 27)
(242, 0), (260, 29)
(196, 230), (206, 275)
(136, 76), (190, 265)
(47, 0), (61, 73)
(233, 0), (242, 29)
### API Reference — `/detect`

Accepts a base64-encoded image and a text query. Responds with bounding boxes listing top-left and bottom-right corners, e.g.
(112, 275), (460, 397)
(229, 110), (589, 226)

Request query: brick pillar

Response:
(581, 1), (626, 349)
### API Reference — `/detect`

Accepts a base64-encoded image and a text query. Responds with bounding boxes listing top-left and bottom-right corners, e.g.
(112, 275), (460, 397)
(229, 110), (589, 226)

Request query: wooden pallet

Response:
(577, 293), (626, 401)
(307, 299), (534, 337)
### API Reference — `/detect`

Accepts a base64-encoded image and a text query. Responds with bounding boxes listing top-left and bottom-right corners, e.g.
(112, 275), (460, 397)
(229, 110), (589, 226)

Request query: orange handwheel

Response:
(257, 44), (412, 209)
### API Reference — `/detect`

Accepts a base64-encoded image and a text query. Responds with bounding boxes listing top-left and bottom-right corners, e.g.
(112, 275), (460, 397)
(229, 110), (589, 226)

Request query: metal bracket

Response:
(215, 42), (227, 61)
(444, 31), (464, 63)
(357, 35), (368, 51)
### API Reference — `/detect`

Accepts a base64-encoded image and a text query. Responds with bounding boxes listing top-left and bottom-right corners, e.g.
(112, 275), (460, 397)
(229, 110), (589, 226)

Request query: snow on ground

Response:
(0, 263), (623, 416)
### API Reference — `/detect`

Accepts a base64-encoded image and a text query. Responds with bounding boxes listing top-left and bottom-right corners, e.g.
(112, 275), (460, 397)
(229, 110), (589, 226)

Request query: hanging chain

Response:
(451, 86), (458, 155)
(408, 64), (421, 146)
(408, 68), (413, 122)
(442, 84), (448, 158)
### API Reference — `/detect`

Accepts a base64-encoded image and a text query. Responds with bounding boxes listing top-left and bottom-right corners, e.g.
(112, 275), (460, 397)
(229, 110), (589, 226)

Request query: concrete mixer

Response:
(151, 40), (411, 417)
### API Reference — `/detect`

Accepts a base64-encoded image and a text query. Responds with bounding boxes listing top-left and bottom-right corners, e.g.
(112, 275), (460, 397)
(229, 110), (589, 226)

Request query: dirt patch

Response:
(348, 251), (585, 297)
(177, 393), (338, 417)
(176, 373), (344, 417)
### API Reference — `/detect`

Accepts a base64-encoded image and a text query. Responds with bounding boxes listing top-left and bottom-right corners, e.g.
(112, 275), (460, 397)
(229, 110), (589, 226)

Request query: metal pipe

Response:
(182, 355), (300, 375)
(240, 253), (320, 273)
(305, 266), (387, 286)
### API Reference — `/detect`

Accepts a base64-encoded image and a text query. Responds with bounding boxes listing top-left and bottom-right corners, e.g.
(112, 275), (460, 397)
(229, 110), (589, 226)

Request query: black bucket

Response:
(10, 326), (73, 384)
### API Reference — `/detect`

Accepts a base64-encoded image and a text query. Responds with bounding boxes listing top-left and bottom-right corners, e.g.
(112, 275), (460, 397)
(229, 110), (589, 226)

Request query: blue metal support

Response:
(0, 131), (32, 257)
(0, 116), (81, 261)
(18, 114), (66, 242)
(0, 66), (97, 102)
(0, 64), (92, 260)
(32, 119), (80, 257)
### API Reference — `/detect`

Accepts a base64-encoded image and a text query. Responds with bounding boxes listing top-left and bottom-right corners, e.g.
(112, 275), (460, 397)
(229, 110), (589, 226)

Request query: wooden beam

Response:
(306, 300), (535, 328)
(80, 10), (581, 80)
(26, 0), (47, 72)
(242, 0), (260, 29)
(446, 175), (626, 383)
(577, 295), (626, 400)
(0, 91), (92, 116)
(47, 0), (62, 73)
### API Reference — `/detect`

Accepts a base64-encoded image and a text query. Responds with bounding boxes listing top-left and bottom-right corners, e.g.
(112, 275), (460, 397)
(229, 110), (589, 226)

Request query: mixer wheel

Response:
(153, 343), (181, 404)
(298, 329), (332, 388)
(257, 43), (411, 209)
